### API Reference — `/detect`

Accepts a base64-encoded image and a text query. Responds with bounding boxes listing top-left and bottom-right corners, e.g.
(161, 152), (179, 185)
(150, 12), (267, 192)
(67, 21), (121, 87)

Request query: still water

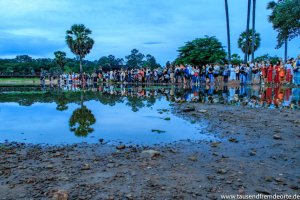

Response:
(0, 84), (299, 145)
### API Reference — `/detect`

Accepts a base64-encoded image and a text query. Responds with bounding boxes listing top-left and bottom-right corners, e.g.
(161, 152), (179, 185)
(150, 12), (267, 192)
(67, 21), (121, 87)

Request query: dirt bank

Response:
(1, 103), (299, 199)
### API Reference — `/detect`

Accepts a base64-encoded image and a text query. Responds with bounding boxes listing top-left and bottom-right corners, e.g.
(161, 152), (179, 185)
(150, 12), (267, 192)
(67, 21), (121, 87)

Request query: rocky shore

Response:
(1, 103), (300, 199)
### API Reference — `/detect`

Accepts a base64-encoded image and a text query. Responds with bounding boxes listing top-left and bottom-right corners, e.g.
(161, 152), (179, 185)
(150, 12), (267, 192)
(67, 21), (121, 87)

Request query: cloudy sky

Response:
(0, 0), (299, 64)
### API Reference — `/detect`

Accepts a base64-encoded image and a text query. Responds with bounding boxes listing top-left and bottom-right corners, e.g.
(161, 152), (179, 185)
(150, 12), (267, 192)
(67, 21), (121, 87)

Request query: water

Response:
(0, 84), (299, 145)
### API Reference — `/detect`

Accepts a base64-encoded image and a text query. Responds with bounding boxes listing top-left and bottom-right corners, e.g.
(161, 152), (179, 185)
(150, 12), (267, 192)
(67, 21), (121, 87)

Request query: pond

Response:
(0, 84), (299, 145)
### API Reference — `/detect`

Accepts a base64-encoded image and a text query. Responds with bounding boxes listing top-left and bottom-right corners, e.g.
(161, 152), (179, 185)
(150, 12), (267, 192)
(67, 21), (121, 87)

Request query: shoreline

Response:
(1, 103), (299, 199)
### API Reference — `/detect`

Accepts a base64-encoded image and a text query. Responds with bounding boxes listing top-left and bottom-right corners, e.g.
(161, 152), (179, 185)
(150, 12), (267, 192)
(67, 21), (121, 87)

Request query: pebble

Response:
(116, 144), (126, 150)
(141, 150), (160, 158)
(52, 190), (68, 200)
(273, 134), (282, 140)
(188, 156), (198, 161)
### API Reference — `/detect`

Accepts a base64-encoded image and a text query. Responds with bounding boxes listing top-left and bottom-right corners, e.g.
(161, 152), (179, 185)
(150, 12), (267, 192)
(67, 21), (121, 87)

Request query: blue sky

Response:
(0, 0), (299, 64)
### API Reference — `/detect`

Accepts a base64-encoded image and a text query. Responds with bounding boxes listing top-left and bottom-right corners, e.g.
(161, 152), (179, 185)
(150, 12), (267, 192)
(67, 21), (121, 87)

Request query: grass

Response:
(0, 78), (40, 85)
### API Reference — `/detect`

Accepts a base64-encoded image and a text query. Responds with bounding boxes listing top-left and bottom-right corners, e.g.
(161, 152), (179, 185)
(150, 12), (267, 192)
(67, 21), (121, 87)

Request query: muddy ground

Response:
(1, 103), (300, 200)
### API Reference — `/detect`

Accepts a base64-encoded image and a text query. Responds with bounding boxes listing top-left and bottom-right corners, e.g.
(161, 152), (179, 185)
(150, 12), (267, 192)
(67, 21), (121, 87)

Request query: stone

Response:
(264, 176), (273, 182)
(210, 142), (220, 148)
(273, 134), (282, 140)
(228, 138), (238, 143)
(52, 190), (68, 200)
(141, 150), (160, 158)
(116, 144), (126, 150)
(81, 164), (90, 170)
(188, 156), (198, 162)
(183, 108), (195, 112)
(199, 109), (208, 113)
(46, 165), (54, 169)
(217, 169), (227, 174)
(255, 188), (270, 195)
(289, 185), (299, 190)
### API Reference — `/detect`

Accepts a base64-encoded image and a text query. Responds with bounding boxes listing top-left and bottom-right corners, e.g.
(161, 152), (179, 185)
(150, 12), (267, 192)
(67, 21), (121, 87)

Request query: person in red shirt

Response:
(267, 63), (274, 84)
(274, 61), (280, 85)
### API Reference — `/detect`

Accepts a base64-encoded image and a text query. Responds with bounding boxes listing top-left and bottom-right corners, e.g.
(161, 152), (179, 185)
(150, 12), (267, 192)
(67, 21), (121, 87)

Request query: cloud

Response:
(0, 0), (299, 64)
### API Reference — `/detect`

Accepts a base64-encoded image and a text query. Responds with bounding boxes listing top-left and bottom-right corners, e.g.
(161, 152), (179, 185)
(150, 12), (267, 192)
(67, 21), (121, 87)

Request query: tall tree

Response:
(238, 29), (261, 61)
(144, 54), (160, 70)
(176, 36), (226, 66)
(244, 0), (252, 63)
(54, 51), (66, 70)
(251, 0), (256, 62)
(125, 49), (145, 69)
(66, 24), (94, 73)
(224, 0), (231, 64)
(267, 0), (300, 62)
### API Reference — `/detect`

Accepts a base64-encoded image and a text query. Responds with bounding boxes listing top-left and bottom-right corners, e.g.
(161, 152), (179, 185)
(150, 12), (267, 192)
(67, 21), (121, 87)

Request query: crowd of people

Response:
(43, 55), (300, 86)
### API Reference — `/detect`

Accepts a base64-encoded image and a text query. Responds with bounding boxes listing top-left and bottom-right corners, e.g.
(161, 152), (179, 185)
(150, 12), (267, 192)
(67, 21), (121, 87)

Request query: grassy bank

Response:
(0, 78), (40, 85)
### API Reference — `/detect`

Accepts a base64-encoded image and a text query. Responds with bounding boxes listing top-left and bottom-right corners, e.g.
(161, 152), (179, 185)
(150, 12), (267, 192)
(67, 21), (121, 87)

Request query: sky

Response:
(0, 0), (299, 65)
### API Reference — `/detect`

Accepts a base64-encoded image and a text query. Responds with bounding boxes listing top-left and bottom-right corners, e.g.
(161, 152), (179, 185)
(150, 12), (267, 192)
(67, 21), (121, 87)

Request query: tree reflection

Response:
(56, 94), (68, 111)
(69, 92), (96, 137)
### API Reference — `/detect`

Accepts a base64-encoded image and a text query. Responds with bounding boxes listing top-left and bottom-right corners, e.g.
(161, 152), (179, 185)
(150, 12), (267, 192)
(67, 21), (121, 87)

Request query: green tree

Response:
(231, 54), (243, 65)
(166, 61), (171, 68)
(69, 92), (96, 137)
(255, 54), (280, 65)
(98, 55), (124, 70)
(144, 54), (160, 70)
(66, 24), (94, 73)
(54, 51), (67, 70)
(267, 0), (300, 62)
(176, 36), (226, 66)
(125, 49), (145, 69)
(238, 29), (261, 61)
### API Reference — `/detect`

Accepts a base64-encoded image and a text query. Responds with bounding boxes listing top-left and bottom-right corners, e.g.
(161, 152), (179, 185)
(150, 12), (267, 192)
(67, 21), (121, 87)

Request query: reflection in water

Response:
(0, 84), (299, 145)
(0, 84), (299, 110)
(69, 92), (96, 137)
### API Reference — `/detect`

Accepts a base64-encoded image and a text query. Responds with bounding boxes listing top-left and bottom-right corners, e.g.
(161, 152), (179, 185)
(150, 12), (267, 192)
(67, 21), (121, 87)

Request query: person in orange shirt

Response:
(279, 62), (285, 83)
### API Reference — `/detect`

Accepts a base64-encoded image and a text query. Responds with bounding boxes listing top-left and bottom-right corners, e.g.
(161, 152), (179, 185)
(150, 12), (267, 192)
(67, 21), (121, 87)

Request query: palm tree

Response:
(66, 24), (94, 73)
(238, 29), (261, 61)
(251, 0), (256, 62)
(244, 0), (251, 63)
(224, 0), (231, 64)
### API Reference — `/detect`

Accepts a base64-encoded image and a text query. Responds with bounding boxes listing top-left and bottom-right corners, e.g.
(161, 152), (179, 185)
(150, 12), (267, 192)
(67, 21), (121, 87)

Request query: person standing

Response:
(267, 63), (274, 84)
(285, 60), (293, 84)
(274, 61), (280, 85)
(294, 55), (300, 85)
(223, 64), (230, 83)
(229, 64), (236, 81)
(235, 65), (240, 81)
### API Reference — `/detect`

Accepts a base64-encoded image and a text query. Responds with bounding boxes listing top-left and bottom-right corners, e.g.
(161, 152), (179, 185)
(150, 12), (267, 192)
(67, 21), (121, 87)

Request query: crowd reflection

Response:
(47, 83), (300, 110)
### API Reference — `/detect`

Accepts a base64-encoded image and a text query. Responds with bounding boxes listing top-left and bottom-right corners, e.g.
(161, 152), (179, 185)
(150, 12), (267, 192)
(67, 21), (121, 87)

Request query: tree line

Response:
(0, 48), (161, 76)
